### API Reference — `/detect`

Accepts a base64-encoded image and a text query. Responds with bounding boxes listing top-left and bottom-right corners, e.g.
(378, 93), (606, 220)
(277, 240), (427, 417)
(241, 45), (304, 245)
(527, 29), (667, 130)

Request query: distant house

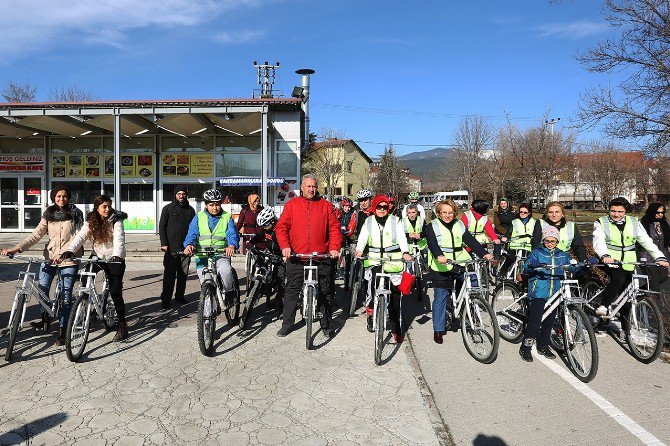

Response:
(303, 138), (372, 201)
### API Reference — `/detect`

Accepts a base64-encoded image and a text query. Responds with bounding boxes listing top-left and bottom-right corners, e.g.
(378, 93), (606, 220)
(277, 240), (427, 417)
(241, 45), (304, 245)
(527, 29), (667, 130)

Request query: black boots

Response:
(113, 321), (128, 342)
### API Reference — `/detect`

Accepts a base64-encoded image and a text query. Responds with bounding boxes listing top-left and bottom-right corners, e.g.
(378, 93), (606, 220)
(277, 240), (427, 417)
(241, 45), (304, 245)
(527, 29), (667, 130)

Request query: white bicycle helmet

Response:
(356, 189), (373, 200)
(256, 207), (277, 227)
(202, 189), (223, 203)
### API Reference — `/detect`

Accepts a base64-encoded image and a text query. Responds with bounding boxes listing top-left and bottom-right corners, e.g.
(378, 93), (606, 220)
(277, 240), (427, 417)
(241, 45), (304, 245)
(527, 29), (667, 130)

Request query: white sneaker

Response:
(595, 305), (608, 316)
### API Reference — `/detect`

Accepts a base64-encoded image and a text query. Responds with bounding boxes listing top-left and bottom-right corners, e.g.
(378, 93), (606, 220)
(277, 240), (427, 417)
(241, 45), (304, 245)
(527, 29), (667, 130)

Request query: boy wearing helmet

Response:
(183, 189), (240, 290)
(249, 207), (285, 312)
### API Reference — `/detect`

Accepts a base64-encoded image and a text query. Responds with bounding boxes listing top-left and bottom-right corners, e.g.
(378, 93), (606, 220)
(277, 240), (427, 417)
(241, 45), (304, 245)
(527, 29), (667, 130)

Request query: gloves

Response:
(108, 256), (123, 263)
(61, 251), (73, 260)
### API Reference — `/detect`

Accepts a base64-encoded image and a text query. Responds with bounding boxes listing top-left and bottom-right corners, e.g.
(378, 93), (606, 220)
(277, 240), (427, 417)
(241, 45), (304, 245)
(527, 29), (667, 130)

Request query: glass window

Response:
(61, 181), (102, 204)
(277, 152), (298, 177)
(162, 136), (214, 152)
(103, 136), (154, 153)
(162, 182), (213, 203)
(0, 138), (45, 154)
(277, 140), (297, 152)
(217, 136), (261, 153)
(347, 184), (353, 195)
(51, 138), (102, 153)
(104, 183), (153, 201)
(216, 153), (262, 177)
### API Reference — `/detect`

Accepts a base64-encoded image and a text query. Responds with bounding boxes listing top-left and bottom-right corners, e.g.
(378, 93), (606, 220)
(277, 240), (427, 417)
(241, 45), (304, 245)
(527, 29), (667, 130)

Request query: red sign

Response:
(0, 155), (45, 172)
(26, 187), (40, 195)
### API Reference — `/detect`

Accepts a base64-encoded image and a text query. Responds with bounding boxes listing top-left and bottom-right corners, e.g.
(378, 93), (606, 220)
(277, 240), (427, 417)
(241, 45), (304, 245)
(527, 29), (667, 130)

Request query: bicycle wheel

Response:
(349, 262), (361, 317)
(223, 269), (241, 325)
(461, 296), (500, 364)
(101, 291), (118, 331)
(563, 305), (599, 382)
(625, 295), (664, 364)
(65, 294), (92, 362)
(491, 282), (526, 343)
(374, 292), (385, 366)
(549, 313), (566, 353)
(197, 282), (217, 356)
(239, 280), (261, 330)
(305, 287), (314, 350)
(415, 273), (424, 302)
(5, 294), (26, 362)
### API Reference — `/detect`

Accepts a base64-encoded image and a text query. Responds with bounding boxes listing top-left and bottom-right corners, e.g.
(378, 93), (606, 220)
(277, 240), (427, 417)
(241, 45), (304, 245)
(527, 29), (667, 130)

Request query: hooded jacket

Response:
(276, 193), (342, 255)
(523, 245), (572, 300)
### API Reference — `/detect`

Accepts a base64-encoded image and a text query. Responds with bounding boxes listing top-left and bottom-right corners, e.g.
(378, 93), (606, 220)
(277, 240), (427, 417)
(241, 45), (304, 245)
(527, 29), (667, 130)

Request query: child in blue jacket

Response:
(519, 226), (572, 362)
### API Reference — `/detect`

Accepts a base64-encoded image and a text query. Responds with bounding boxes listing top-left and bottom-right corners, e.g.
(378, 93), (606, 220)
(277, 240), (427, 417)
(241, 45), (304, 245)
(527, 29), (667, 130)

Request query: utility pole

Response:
(253, 61), (280, 98)
(544, 117), (560, 136)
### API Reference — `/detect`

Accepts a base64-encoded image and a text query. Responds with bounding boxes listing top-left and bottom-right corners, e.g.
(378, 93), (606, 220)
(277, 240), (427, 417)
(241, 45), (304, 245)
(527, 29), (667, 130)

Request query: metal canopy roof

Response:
(0, 98), (302, 138)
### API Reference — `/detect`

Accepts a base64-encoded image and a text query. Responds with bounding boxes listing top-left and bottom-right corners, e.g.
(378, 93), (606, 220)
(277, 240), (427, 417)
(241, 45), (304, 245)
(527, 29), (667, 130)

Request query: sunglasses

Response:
(519, 211), (529, 215)
(376, 205), (389, 210)
(656, 211), (665, 215)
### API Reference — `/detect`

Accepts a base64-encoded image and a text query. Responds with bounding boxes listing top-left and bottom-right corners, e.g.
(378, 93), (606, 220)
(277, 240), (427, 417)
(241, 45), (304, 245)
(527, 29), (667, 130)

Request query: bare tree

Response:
(576, 0), (670, 153)
(302, 128), (349, 201)
(48, 85), (99, 102)
(371, 144), (409, 197)
(2, 80), (37, 102)
(448, 115), (496, 202)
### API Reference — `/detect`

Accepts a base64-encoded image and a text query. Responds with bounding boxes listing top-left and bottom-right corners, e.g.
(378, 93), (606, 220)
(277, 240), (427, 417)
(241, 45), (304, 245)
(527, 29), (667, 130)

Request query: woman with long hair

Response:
(1, 184), (83, 346)
(638, 202), (670, 291)
(58, 195), (129, 341)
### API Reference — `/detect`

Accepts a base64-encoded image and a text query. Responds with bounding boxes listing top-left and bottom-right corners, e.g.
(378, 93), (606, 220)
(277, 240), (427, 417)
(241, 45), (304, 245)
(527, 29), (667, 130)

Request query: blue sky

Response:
(0, 0), (620, 157)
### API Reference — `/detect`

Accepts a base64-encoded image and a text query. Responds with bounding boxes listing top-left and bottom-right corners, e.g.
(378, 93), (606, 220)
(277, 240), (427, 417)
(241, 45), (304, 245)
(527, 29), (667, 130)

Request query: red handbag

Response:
(397, 271), (415, 295)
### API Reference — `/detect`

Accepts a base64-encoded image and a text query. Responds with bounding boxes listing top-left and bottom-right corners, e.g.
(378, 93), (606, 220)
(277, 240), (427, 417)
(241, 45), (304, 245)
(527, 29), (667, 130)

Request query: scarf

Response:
(43, 204), (84, 235)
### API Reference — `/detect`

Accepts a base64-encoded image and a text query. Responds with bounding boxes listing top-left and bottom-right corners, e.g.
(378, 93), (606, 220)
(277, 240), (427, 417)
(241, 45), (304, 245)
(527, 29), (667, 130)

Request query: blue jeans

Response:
(38, 262), (78, 328)
(432, 286), (453, 333)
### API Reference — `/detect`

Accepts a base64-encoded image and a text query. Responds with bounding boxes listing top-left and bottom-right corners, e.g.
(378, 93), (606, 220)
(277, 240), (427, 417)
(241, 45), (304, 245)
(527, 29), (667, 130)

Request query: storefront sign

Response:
(52, 153), (153, 179)
(0, 155), (45, 172)
(161, 153), (214, 177)
(219, 177), (285, 186)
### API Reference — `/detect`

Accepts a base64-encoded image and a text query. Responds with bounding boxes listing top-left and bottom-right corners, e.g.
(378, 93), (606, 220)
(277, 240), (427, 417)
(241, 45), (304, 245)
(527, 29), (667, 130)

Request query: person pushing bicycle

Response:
(183, 189), (239, 290)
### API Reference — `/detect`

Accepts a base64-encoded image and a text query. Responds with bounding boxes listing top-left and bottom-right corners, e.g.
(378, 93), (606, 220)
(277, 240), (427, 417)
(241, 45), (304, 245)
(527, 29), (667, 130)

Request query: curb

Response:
(405, 330), (456, 446)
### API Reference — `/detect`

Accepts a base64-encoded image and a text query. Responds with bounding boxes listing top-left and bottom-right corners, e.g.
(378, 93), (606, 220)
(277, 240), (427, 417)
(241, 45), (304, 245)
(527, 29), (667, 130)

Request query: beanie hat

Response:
(174, 184), (188, 195)
(370, 194), (390, 212)
(542, 225), (560, 242)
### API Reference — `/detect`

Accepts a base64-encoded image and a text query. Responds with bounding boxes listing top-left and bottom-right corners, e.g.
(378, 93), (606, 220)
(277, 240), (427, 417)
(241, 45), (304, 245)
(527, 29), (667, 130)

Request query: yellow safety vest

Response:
(464, 210), (489, 245)
(598, 215), (638, 271)
(540, 220), (575, 253)
(364, 215), (404, 273)
(428, 219), (471, 272)
(509, 218), (536, 252)
(196, 211), (230, 260)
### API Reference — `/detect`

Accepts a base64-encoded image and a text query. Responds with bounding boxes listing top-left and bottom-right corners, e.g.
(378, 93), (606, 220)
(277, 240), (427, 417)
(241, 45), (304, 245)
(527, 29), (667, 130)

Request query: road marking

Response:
(535, 352), (667, 446)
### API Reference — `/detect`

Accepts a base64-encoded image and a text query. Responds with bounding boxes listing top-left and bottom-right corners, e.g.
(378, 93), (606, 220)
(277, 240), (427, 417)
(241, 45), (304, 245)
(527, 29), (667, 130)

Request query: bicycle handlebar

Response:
(293, 253), (332, 260)
(5, 254), (43, 263)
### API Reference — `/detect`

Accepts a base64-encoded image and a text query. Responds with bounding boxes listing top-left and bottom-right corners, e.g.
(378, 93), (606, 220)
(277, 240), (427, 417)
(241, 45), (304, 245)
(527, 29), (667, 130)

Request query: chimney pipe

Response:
(295, 68), (315, 151)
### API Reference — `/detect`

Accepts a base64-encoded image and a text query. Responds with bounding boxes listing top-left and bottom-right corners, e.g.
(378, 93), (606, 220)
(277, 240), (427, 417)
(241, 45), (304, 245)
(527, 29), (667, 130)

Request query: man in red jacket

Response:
(276, 174), (342, 338)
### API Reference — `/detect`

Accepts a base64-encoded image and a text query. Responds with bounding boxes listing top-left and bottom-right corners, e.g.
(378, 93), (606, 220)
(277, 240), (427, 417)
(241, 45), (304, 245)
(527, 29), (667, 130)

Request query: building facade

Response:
(0, 98), (304, 233)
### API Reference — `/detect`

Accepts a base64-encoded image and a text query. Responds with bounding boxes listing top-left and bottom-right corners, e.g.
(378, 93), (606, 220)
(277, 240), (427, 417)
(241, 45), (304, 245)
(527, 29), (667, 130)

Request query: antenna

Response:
(253, 61), (280, 98)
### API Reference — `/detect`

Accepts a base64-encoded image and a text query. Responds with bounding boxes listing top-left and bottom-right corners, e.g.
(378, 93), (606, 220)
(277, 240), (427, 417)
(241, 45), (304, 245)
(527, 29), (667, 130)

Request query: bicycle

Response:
(239, 247), (284, 330)
(348, 252), (364, 317)
(294, 252), (332, 350)
(242, 234), (255, 281)
(2, 254), (72, 362)
(191, 247), (241, 356)
(582, 261), (665, 364)
(492, 262), (599, 382)
(441, 259), (500, 364)
(65, 256), (118, 362)
(407, 243), (425, 301)
(491, 245), (528, 306)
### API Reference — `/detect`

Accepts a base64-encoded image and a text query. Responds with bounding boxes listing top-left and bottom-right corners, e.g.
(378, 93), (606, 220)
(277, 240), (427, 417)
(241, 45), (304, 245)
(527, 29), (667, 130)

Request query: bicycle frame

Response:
(301, 256), (320, 320)
(451, 260), (487, 330)
(200, 253), (228, 314)
(76, 260), (111, 320)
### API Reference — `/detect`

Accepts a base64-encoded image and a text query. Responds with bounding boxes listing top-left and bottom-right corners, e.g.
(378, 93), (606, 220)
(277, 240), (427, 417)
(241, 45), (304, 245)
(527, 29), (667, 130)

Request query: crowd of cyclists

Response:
(2, 176), (670, 366)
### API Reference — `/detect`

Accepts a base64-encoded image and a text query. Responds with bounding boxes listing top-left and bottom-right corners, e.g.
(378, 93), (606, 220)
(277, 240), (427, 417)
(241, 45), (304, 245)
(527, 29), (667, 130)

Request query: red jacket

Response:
(460, 209), (498, 241)
(276, 195), (342, 255)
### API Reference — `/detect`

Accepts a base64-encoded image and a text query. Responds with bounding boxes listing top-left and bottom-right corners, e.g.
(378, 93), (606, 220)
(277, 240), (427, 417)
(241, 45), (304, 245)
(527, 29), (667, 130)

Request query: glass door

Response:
(0, 175), (44, 232)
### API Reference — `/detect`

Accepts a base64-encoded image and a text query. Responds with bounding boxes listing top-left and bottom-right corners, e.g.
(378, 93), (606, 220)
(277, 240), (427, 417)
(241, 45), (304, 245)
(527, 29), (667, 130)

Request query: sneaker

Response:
(30, 321), (45, 331)
(112, 321), (128, 342)
(595, 305), (609, 317)
(537, 346), (556, 359)
(433, 332), (443, 344)
(322, 328), (334, 339)
(54, 328), (65, 347)
(161, 301), (172, 310)
(174, 296), (187, 305)
(519, 346), (533, 362)
(276, 326), (291, 337)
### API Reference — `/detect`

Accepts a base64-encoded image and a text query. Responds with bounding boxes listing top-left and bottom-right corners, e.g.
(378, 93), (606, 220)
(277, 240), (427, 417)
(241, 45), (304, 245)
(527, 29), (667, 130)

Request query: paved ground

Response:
(0, 260), (439, 446)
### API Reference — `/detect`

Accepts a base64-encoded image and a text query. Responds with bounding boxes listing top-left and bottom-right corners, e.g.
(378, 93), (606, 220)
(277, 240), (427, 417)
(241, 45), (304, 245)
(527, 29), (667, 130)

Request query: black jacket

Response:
(531, 217), (587, 262)
(159, 200), (196, 252)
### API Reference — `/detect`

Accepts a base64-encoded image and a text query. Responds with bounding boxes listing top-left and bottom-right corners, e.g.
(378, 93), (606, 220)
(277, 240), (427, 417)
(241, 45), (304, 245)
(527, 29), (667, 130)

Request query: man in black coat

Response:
(159, 185), (196, 309)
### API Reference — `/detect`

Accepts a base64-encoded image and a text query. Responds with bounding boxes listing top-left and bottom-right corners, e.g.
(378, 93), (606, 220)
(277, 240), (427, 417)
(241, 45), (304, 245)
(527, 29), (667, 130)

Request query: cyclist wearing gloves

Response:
(355, 194), (413, 343)
(592, 197), (668, 319)
(57, 195), (128, 341)
(183, 189), (239, 290)
(534, 201), (587, 262)
(249, 207), (286, 313)
(519, 226), (571, 362)
(426, 200), (491, 344)
(402, 191), (426, 220)
(1, 184), (83, 346)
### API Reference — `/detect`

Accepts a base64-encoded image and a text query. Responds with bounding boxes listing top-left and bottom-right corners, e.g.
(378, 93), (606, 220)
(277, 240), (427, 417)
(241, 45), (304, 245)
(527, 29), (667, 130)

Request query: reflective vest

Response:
(196, 211), (230, 260)
(509, 218), (536, 251)
(428, 219), (472, 272)
(364, 215), (404, 273)
(598, 215), (638, 271)
(540, 220), (575, 253)
(403, 215), (427, 251)
(464, 210), (489, 245)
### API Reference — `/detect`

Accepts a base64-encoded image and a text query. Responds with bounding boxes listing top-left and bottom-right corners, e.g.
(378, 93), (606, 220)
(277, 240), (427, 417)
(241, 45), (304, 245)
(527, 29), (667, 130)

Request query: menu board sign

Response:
(52, 153), (154, 179)
(0, 155), (45, 172)
(161, 153), (214, 177)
